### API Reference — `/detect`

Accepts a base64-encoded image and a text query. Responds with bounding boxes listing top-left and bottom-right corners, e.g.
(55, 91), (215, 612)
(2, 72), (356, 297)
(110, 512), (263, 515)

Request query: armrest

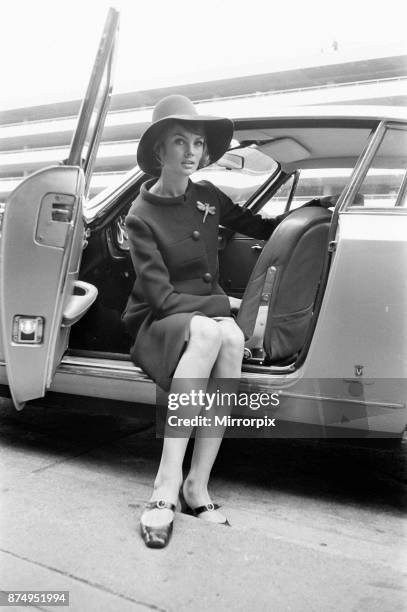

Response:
(62, 281), (98, 327)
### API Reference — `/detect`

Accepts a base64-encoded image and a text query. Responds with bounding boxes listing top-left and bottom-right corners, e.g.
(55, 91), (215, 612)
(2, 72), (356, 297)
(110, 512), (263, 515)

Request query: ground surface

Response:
(0, 397), (406, 612)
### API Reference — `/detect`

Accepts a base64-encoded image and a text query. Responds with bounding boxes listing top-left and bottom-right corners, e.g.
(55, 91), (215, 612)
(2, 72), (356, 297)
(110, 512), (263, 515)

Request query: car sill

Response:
(0, 356), (156, 405)
(0, 354), (289, 405)
(58, 354), (146, 380)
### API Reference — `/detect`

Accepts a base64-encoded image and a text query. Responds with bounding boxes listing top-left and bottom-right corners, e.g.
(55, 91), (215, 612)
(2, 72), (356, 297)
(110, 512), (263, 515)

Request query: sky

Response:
(1, 0), (406, 110)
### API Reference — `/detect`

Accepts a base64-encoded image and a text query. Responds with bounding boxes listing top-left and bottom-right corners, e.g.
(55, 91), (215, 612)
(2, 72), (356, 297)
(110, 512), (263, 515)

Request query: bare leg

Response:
(183, 319), (244, 523)
(141, 316), (221, 527)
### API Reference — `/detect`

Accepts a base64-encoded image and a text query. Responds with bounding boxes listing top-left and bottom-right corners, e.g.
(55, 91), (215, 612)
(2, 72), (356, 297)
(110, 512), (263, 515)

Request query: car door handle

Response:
(62, 281), (98, 327)
(251, 244), (263, 252)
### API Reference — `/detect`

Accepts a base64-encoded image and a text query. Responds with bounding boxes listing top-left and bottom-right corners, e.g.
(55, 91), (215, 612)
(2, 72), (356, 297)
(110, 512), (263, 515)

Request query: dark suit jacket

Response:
(122, 178), (287, 337)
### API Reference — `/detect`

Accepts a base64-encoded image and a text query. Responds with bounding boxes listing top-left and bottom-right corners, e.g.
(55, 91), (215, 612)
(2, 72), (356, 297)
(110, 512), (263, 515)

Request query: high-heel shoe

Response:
(179, 487), (230, 526)
(140, 500), (176, 548)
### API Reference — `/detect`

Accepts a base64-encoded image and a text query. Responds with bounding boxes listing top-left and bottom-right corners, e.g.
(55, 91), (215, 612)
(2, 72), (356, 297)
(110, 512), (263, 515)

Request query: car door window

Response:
(68, 8), (119, 196)
(260, 167), (354, 217)
(346, 127), (407, 210)
(291, 168), (354, 207)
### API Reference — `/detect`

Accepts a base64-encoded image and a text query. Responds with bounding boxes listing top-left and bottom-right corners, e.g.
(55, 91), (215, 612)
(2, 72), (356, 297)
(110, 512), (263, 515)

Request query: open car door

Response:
(0, 8), (119, 410)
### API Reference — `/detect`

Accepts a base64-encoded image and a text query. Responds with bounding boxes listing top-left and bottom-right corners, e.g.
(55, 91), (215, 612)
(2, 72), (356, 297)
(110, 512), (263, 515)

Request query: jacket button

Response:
(203, 272), (212, 283)
(192, 230), (200, 240)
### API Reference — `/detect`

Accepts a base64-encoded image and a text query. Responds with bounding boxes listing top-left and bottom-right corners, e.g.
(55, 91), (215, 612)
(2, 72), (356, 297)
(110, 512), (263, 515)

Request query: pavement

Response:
(0, 396), (406, 612)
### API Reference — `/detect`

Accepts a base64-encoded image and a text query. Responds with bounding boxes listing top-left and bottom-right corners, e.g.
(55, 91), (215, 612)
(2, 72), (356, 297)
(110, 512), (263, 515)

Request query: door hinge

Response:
(328, 240), (337, 252)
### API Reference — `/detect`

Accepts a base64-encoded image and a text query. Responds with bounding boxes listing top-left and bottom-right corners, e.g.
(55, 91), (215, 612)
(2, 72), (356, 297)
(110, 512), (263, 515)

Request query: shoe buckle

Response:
(206, 503), (215, 511)
(156, 500), (166, 509)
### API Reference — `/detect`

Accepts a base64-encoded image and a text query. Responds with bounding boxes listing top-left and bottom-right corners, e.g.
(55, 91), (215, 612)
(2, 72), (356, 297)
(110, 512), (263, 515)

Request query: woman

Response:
(122, 95), (288, 548)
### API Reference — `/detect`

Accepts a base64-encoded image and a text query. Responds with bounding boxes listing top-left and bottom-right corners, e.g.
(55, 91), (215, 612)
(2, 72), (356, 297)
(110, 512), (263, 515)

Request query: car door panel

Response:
(301, 212), (407, 434)
(0, 167), (87, 409)
(305, 213), (407, 379)
(219, 232), (264, 296)
(0, 8), (119, 410)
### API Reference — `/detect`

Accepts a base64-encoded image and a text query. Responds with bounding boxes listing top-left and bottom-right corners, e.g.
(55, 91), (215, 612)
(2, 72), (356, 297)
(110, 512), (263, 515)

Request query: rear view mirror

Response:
(217, 152), (244, 170)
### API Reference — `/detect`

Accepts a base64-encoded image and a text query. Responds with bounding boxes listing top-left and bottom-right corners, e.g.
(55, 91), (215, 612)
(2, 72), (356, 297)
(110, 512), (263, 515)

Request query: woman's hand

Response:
(228, 296), (242, 313)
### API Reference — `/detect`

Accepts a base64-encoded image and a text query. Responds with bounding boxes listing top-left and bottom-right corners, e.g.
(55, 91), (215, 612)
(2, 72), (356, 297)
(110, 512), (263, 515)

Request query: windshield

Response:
(193, 146), (279, 205)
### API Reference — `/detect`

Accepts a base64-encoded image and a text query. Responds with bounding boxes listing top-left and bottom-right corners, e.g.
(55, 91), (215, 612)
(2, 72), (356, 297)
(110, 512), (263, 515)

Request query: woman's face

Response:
(158, 123), (205, 176)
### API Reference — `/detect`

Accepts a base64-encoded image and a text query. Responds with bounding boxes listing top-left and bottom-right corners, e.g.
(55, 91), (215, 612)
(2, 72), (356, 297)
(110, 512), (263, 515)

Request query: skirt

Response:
(130, 310), (202, 391)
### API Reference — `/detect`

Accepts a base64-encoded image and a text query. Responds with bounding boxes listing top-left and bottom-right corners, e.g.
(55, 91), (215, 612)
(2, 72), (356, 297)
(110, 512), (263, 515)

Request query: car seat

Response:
(236, 206), (332, 364)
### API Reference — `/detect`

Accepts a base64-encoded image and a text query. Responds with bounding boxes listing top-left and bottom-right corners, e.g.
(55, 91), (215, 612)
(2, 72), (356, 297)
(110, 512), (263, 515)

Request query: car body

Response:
(0, 10), (406, 438)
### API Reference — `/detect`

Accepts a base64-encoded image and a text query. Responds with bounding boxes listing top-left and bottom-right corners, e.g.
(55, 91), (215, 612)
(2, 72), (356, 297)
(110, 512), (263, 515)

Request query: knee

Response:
(219, 320), (245, 357)
(188, 316), (222, 356)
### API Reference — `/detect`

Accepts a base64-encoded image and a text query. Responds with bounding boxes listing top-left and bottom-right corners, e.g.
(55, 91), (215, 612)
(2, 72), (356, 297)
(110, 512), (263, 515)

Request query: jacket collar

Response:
(141, 178), (194, 205)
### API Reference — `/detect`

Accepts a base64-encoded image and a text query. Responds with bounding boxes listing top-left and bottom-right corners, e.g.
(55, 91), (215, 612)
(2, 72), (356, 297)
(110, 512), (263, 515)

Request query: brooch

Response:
(196, 201), (216, 223)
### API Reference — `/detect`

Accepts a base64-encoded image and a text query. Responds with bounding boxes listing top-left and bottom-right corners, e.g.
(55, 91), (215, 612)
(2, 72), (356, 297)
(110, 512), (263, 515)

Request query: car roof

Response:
(86, 104), (407, 218)
(212, 101), (407, 124)
(220, 105), (406, 172)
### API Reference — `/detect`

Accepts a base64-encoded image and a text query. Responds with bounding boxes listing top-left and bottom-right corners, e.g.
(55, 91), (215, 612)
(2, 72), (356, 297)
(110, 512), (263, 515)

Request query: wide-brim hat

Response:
(137, 94), (234, 176)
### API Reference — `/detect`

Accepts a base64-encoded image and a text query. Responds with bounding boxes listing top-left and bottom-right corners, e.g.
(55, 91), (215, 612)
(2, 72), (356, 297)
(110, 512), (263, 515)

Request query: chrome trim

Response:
(339, 121), (387, 213)
(0, 357), (289, 378)
(55, 366), (149, 382)
(245, 165), (282, 213)
(57, 357), (290, 384)
(386, 121), (407, 130)
(85, 168), (142, 220)
(277, 391), (404, 411)
(343, 122), (407, 213)
(396, 176), (407, 208)
(57, 355), (151, 382)
(341, 209), (407, 215)
(85, 170), (144, 226)
(68, 8), (119, 177)
(0, 358), (404, 413)
(393, 125), (407, 208)
(61, 355), (134, 369)
(83, 30), (119, 198)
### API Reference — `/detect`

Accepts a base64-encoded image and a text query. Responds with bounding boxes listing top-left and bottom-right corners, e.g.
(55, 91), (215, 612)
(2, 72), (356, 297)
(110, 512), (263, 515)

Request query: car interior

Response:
(68, 120), (377, 373)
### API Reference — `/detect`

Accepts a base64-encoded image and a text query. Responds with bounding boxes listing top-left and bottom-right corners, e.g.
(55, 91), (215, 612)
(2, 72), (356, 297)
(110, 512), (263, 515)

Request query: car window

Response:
(346, 127), (407, 209)
(291, 168), (354, 206)
(193, 146), (278, 206)
(259, 174), (296, 217)
(261, 168), (354, 217)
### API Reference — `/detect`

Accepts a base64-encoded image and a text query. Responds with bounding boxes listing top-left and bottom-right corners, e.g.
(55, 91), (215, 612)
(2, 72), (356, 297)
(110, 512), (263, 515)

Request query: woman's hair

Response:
(152, 120), (210, 171)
